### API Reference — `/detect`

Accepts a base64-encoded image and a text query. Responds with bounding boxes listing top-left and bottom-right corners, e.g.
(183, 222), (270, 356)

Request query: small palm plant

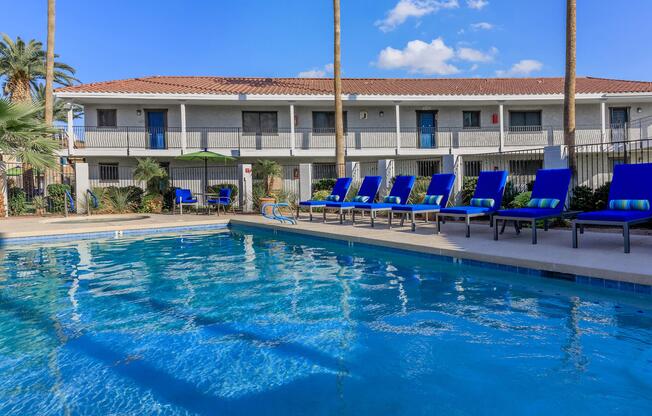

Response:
(105, 187), (134, 214)
(133, 157), (168, 195)
(255, 159), (282, 197)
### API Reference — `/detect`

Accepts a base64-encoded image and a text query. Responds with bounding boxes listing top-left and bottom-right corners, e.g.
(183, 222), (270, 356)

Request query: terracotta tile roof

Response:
(55, 76), (652, 96)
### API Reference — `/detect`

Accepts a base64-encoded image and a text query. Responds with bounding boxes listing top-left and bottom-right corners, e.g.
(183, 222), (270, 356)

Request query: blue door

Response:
(418, 111), (436, 148)
(147, 111), (166, 149)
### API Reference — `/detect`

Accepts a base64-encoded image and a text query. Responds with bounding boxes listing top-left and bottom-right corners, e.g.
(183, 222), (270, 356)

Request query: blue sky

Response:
(2, 0), (652, 84)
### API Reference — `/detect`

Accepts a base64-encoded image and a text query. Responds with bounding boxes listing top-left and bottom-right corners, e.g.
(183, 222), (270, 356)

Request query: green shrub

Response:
(8, 187), (26, 216)
(105, 187), (136, 213)
(570, 185), (595, 212)
(123, 185), (144, 208)
(252, 182), (266, 211)
(509, 191), (532, 208)
(461, 177), (477, 205)
(163, 187), (180, 211)
(140, 193), (163, 213)
(274, 188), (298, 211)
(346, 183), (360, 202)
(312, 178), (336, 193)
(46, 183), (71, 213)
(593, 181), (611, 210)
(408, 177), (431, 204)
(311, 190), (330, 201)
(502, 182), (518, 208)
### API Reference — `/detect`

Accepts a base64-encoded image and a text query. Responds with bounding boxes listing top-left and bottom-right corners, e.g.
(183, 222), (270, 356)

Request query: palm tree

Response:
(255, 159), (282, 197)
(44, 0), (57, 125)
(333, 0), (345, 177)
(0, 98), (59, 167)
(34, 84), (81, 122)
(563, 0), (576, 165)
(133, 157), (168, 194)
(0, 34), (77, 103)
(0, 98), (59, 215)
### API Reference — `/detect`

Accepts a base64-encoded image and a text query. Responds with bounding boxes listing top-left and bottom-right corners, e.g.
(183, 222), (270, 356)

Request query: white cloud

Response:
(457, 46), (497, 62)
(297, 63), (334, 78)
(495, 59), (543, 76)
(376, 38), (459, 75)
(375, 0), (459, 32)
(470, 22), (493, 30)
(467, 0), (488, 10)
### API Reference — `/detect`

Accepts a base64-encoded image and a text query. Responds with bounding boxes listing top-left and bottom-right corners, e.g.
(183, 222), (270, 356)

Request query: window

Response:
(242, 111), (278, 133)
(312, 111), (348, 132)
(509, 111), (542, 131)
(464, 160), (482, 177)
(462, 111), (480, 129)
(417, 160), (440, 177)
(99, 163), (119, 182)
(97, 109), (117, 128)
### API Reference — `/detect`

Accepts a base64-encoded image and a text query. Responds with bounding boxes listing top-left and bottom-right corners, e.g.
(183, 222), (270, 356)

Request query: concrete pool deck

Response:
(1, 213), (650, 286)
(230, 216), (652, 285)
(0, 213), (231, 239)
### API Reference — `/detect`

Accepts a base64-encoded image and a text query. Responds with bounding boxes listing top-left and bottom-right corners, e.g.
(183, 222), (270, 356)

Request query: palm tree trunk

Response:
(9, 78), (32, 103)
(333, 0), (345, 177)
(44, 0), (56, 125)
(563, 0), (576, 168)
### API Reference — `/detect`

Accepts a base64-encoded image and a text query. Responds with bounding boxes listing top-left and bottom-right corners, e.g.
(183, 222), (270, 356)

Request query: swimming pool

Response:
(0, 226), (650, 415)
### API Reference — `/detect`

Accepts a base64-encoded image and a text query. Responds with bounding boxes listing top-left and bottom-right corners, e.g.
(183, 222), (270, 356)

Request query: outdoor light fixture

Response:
(379, 111), (384, 117)
(136, 109), (142, 116)
(637, 107), (643, 113)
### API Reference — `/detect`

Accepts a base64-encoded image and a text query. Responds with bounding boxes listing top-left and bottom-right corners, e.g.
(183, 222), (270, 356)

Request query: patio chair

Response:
(322, 176), (383, 224)
(391, 173), (456, 231)
(207, 187), (233, 216)
(572, 163), (652, 253)
(492, 168), (572, 244)
(297, 177), (352, 221)
(352, 175), (416, 227)
(436, 170), (508, 238)
(174, 188), (198, 215)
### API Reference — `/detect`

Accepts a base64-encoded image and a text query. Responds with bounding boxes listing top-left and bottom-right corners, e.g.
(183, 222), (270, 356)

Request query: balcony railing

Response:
(60, 124), (650, 153)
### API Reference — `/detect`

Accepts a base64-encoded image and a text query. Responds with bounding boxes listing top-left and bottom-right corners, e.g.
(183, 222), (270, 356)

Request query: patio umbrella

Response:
(175, 148), (237, 193)
(6, 166), (23, 176)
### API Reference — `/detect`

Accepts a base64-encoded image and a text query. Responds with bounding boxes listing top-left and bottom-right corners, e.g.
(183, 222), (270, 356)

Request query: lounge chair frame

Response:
(572, 217), (652, 253)
(436, 211), (493, 238)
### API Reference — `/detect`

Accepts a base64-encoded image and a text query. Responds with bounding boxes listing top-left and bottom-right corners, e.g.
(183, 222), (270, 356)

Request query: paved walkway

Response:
(0, 213), (231, 239)
(231, 215), (652, 284)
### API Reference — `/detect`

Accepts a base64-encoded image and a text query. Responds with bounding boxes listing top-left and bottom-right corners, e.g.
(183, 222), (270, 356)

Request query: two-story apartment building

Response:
(54, 76), (652, 186)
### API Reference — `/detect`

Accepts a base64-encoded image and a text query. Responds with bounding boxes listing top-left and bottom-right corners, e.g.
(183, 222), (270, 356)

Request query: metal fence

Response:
(462, 148), (545, 194)
(394, 158), (442, 177)
(570, 138), (652, 190)
(4, 161), (75, 215)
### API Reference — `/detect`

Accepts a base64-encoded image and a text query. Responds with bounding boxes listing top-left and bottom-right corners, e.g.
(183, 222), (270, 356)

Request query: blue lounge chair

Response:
(297, 177), (352, 221)
(391, 173), (456, 231)
(572, 163), (652, 253)
(207, 187), (232, 215)
(174, 188), (198, 215)
(353, 175), (416, 227)
(322, 176), (383, 224)
(436, 170), (508, 238)
(493, 168), (572, 244)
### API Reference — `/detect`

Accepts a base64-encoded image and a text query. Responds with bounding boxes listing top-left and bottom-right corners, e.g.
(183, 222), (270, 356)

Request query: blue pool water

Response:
(0, 226), (651, 415)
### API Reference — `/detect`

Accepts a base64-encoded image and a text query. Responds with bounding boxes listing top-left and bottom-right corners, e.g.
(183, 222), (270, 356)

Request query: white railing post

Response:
(544, 145), (569, 169)
(238, 163), (253, 213)
(299, 163), (312, 202)
(600, 100), (607, 143)
(395, 102), (401, 154)
(180, 103), (187, 154)
(377, 159), (394, 199)
(0, 161), (8, 217)
(289, 103), (296, 155)
(498, 102), (505, 152)
(74, 162), (89, 214)
(67, 103), (75, 155)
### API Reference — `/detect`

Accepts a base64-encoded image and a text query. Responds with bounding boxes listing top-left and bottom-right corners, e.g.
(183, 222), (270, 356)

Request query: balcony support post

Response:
(67, 103), (74, 155)
(180, 103), (187, 154)
(289, 103), (296, 155)
(395, 102), (401, 154)
(498, 102), (505, 152)
(600, 100), (607, 143)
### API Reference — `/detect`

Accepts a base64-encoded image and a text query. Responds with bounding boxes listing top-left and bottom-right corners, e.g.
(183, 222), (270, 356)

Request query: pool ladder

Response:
(261, 203), (297, 225)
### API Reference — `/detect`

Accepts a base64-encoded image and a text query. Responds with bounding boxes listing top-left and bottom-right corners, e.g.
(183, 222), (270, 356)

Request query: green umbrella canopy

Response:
(175, 149), (237, 193)
(5, 166), (45, 176)
(176, 149), (236, 163)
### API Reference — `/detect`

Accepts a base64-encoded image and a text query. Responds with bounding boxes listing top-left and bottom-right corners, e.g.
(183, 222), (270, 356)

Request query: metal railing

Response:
(60, 123), (652, 153)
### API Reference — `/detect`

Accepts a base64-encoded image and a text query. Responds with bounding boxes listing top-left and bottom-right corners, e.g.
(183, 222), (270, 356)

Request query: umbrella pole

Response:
(204, 158), (208, 193)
